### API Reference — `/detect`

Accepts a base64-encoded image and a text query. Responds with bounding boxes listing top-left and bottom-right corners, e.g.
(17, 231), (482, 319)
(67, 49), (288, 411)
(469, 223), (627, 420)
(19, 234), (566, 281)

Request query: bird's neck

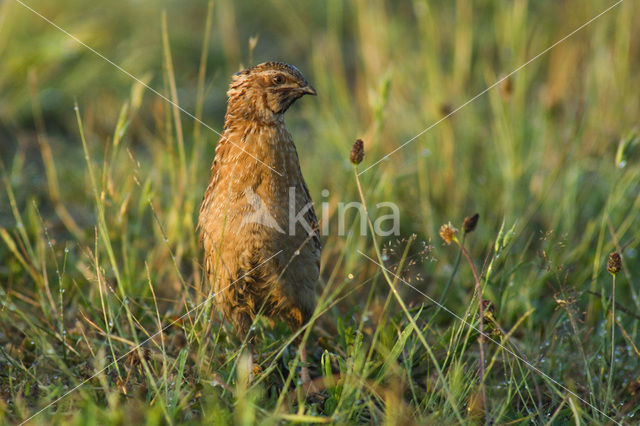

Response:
(224, 95), (283, 127)
(222, 116), (291, 147)
(217, 115), (299, 179)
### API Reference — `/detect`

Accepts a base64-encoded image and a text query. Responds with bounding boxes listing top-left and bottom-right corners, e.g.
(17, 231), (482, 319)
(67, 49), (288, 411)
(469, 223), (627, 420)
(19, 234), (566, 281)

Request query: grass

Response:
(1, 0), (640, 424)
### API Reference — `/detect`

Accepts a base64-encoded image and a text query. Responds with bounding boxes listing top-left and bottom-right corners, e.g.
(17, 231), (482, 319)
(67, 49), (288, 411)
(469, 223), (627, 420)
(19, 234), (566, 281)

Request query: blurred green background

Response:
(1, 0), (639, 423)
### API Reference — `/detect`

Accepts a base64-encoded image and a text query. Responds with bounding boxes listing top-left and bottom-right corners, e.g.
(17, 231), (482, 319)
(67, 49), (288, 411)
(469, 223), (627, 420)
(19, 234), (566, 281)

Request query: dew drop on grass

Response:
(618, 160), (627, 168)
(294, 249), (300, 256)
(64, 248), (69, 253)
(347, 273), (354, 280)
(164, 238), (169, 243)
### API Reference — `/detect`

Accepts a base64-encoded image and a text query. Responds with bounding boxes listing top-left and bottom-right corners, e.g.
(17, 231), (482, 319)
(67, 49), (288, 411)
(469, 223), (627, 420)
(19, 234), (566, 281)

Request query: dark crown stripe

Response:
(235, 61), (305, 82)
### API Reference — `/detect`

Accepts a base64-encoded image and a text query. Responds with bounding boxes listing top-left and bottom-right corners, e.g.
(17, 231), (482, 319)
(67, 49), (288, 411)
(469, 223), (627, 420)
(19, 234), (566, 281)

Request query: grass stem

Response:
(455, 240), (487, 421)
(352, 165), (463, 422)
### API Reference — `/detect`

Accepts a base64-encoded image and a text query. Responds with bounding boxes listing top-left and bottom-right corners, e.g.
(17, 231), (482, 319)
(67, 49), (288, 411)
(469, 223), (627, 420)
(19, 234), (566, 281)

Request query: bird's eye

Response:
(273, 75), (285, 85)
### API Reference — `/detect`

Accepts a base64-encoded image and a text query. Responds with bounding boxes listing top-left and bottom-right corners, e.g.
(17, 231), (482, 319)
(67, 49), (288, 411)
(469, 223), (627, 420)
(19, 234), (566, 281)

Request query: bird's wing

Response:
(299, 178), (322, 254)
(288, 141), (322, 257)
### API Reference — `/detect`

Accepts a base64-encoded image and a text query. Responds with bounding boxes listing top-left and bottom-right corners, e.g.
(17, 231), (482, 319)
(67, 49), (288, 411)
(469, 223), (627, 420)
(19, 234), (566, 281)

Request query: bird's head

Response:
(226, 61), (316, 124)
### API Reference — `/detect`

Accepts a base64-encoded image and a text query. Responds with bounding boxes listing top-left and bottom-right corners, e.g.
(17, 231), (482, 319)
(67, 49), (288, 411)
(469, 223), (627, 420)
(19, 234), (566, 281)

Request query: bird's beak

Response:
(299, 84), (317, 96)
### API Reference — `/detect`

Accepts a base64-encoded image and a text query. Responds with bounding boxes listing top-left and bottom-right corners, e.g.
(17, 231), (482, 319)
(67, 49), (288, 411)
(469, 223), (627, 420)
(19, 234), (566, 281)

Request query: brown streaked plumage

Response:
(198, 62), (320, 384)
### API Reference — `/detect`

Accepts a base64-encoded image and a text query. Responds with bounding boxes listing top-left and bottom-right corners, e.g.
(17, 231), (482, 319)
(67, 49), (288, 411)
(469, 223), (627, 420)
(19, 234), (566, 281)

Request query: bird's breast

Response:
(209, 123), (310, 231)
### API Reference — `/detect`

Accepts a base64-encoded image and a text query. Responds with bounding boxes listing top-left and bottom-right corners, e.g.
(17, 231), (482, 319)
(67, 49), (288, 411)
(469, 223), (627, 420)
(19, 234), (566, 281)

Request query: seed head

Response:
(607, 252), (622, 276)
(439, 222), (458, 245)
(439, 103), (453, 117)
(481, 299), (496, 320)
(463, 213), (480, 234)
(350, 139), (365, 165)
(482, 299), (494, 314)
(499, 75), (513, 99)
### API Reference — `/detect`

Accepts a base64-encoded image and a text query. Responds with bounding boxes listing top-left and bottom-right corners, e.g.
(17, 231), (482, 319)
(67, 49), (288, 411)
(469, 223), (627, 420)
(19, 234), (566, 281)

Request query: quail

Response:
(198, 61), (321, 387)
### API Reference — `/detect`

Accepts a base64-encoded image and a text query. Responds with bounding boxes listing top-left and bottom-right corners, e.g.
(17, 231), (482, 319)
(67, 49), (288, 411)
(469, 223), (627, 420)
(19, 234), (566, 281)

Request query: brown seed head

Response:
(439, 103), (453, 117)
(607, 252), (622, 275)
(439, 222), (458, 245)
(499, 75), (513, 99)
(350, 139), (365, 165)
(463, 213), (480, 234)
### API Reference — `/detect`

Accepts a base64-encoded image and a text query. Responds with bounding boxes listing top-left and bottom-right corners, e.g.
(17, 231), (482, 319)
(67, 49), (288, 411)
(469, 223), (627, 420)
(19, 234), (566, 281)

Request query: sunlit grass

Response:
(1, 0), (640, 424)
